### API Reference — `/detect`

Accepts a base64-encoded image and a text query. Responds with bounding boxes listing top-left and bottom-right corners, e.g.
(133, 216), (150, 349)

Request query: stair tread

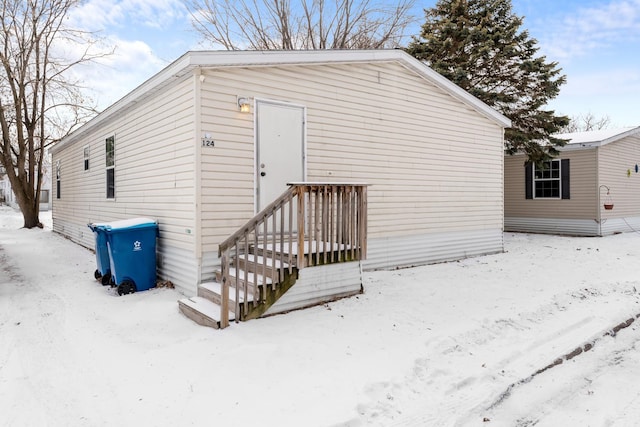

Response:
(199, 281), (221, 293)
(179, 296), (235, 322)
(220, 269), (273, 285)
(237, 253), (289, 268)
(258, 240), (351, 255)
(199, 281), (255, 302)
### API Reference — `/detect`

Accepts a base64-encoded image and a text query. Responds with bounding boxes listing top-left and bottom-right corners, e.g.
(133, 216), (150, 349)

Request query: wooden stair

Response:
(178, 245), (298, 328)
(178, 296), (233, 329)
(178, 183), (369, 329)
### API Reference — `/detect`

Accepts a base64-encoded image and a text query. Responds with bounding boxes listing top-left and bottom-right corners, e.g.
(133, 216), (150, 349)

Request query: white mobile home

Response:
(50, 50), (510, 327)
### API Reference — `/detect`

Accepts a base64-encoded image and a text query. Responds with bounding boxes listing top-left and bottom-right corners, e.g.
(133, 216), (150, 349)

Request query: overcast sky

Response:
(67, 0), (640, 127)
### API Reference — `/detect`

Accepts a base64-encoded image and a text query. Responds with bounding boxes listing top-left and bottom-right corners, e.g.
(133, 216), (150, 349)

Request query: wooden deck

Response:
(178, 183), (368, 329)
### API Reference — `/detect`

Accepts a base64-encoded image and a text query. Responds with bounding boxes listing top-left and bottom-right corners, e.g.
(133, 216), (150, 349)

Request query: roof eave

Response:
(398, 57), (511, 128)
(558, 143), (600, 152)
(598, 126), (640, 146)
(51, 52), (197, 154)
(553, 126), (640, 149)
(51, 50), (511, 154)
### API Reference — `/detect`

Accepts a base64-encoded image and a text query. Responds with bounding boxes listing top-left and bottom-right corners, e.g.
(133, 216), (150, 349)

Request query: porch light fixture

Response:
(237, 96), (251, 113)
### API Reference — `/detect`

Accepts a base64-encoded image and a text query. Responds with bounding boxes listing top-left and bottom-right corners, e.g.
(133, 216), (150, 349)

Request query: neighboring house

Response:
(0, 169), (6, 204)
(50, 50), (510, 327)
(505, 126), (640, 236)
(0, 169), (52, 211)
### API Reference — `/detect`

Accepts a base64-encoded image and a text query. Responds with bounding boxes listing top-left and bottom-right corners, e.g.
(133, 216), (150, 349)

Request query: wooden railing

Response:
(217, 183), (368, 328)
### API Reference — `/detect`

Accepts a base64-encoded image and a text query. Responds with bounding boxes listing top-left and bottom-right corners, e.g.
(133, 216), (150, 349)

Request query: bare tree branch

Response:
(0, 0), (108, 228)
(185, 0), (417, 50)
(561, 112), (611, 133)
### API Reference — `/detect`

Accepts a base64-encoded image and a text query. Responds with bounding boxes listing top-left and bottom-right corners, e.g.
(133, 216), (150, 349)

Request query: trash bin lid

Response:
(99, 217), (157, 231)
(88, 221), (110, 231)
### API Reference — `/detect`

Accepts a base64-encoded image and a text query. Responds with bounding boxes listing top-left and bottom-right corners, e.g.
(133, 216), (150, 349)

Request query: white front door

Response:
(256, 101), (305, 211)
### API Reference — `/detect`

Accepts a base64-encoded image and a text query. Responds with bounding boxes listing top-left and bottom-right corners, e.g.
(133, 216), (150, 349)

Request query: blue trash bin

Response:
(88, 223), (112, 286)
(99, 218), (159, 296)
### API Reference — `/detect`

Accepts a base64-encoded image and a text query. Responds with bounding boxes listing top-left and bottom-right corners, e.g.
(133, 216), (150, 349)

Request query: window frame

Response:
(105, 135), (115, 199)
(525, 159), (570, 200)
(83, 145), (90, 171)
(56, 160), (61, 199)
(533, 160), (561, 199)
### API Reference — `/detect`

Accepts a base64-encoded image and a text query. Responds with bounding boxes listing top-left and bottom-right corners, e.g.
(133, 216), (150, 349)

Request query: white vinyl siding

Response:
(51, 76), (197, 290)
(198, 61), (504, 256)
(52, 53), (509, 293)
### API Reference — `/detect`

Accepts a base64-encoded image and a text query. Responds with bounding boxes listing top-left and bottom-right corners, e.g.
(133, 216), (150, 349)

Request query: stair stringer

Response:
(240, 268), (299, 321)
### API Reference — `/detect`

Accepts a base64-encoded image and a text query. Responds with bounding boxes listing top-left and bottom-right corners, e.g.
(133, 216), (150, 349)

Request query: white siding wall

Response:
(52, 59), (506, 296)
(198, 62), (504, 269)
(51, 76), (198, 293)
(365, 228), (503, 270)
(503, 218), (599, 236)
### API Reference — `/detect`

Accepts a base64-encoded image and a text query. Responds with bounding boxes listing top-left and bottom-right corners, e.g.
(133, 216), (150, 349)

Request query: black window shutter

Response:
(561, 159), (570, 199)
(525, 162), (533, 199)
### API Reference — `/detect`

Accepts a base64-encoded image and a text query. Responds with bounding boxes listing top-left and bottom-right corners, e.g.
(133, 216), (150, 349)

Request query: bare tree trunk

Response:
(0, 0), (103, 229)
(16, 179), (41, 228)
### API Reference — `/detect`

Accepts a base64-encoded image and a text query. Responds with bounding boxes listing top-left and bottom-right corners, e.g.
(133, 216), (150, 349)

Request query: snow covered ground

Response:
(2, 204), (640, 427)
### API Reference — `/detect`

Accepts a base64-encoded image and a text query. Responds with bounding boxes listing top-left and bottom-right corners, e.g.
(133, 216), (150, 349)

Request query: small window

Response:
(106, 168), (115, 199)
(83, 146), (90, 171)
(56, 160), (61, 199)
(105, 136), (114, 168)
(40, 189), (49, 202)
(534, 160), (560, 198)
(105, 136), (115, 199)
(525, 159), (570, 200)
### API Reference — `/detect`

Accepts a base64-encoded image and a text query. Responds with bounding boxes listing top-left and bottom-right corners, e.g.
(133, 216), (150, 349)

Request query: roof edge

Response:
(557, 126), (640, 151)
(51, 52), (196, 153)
(396, 54), (511, 128)
(598, 126), (640, 146)
(52, 49), (511, 153)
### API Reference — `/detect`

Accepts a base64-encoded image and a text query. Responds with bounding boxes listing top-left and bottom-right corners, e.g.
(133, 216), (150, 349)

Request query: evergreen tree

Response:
(406, 0), (569, 163)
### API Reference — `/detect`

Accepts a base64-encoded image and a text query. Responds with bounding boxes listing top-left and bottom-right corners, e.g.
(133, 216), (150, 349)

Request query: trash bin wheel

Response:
(94, 269), (102, 280)
(101, 272), (112, 286)
(117, 279), (137, 296)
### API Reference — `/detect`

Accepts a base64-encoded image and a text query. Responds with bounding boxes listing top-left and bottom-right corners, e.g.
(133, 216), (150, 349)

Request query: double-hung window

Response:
(525, 159), (570, 200)
(534, 160), (560, 198)
(106, 136), (115, 199)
